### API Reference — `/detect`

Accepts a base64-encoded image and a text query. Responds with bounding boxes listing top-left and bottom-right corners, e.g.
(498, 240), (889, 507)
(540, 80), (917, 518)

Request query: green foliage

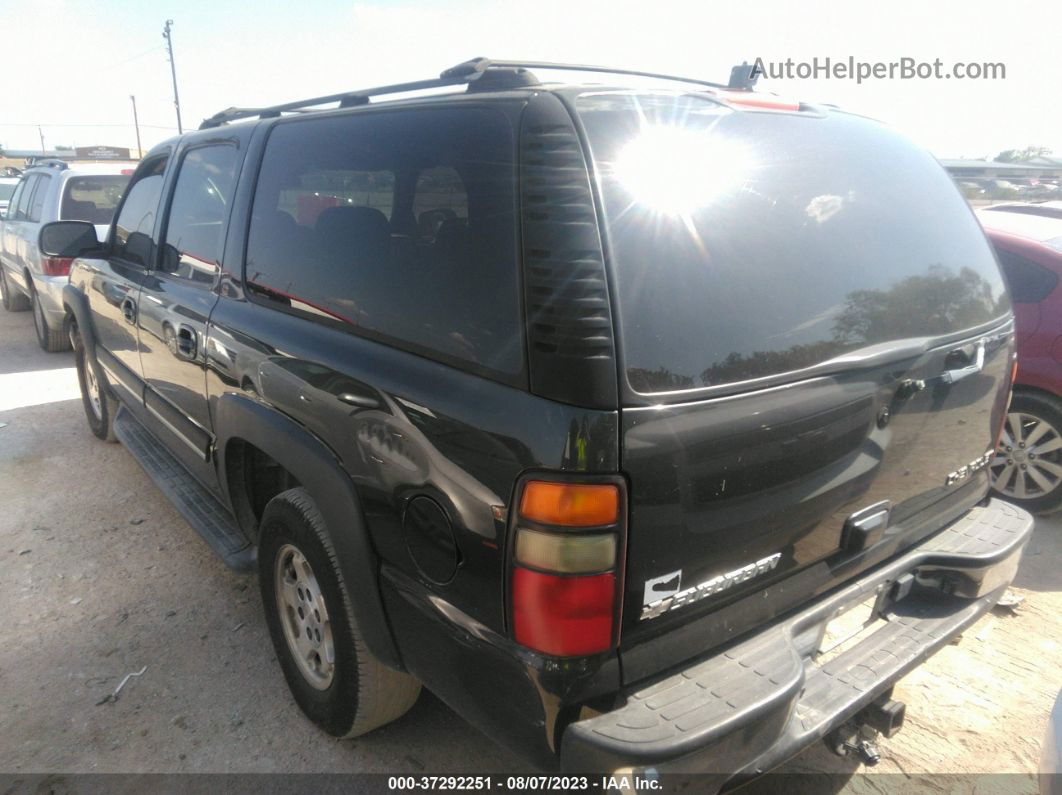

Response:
(994, 146), (1052, 163)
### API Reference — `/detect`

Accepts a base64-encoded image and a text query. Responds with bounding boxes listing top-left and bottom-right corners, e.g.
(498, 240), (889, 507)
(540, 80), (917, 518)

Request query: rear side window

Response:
(5, 179), (26, 217)
(577, 92), (1011, 393)
(996, 248), (1059, 303)
(28, 174), (51, 222)
(245, 107), (522, 378)
(114, 157), (167, 266)
(160, 145), (240, 283)
(61, 176), (130, 225)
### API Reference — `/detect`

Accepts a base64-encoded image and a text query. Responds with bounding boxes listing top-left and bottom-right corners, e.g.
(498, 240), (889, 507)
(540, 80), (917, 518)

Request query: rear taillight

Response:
(509, 478), (625, 657)
(41, 256), (73, 277)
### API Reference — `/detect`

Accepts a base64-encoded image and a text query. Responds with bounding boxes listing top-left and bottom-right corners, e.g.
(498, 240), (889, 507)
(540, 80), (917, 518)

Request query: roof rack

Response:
(199, 57), (734, 130)
(29, 158), (69, 170)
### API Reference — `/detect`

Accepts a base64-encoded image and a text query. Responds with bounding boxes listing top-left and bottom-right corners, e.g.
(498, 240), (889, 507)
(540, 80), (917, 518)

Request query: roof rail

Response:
(199, 57), (733, 130)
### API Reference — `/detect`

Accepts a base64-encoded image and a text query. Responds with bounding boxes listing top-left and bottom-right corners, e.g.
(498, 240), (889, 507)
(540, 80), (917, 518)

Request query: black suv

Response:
(41, 58), (1033, 784)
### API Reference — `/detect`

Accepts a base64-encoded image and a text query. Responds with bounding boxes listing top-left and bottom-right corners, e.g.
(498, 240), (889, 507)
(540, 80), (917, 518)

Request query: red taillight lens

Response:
(512, 568), (616, 657)
(41, 256), (73, 277)
(509, 477), (625, 657)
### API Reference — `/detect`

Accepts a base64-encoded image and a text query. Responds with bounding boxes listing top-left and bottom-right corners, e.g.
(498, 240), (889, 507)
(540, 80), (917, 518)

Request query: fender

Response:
(213, 392), (404, 671)
(63, 283), (97, 357)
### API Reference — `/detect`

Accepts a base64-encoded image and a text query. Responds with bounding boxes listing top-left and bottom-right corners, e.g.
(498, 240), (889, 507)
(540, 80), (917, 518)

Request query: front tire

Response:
(0, 268), (30, 312)
(31, 287), (71, 352)
(990, 391), (1062, 514)
(259, 487), (420, 737)
(75, 342), (118, 442)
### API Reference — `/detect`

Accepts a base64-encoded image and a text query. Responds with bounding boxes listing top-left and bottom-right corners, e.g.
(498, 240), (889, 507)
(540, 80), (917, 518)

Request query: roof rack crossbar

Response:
(199, 57), (732, 129)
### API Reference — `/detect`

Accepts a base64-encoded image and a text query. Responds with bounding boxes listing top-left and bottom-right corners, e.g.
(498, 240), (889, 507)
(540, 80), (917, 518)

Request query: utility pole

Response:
(161, 19), (183, 134)
(38, 126), (46, 156)
(130, 95), (143, 158)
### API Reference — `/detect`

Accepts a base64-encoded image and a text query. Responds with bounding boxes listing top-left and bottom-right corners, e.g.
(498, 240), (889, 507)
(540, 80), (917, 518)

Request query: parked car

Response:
(0, 176), (19, 215)
(41, 58), (1032, 785)
(984, 200), (1062, 221)
(0, 160), (133, 350)
(978, 209), (1062, 513)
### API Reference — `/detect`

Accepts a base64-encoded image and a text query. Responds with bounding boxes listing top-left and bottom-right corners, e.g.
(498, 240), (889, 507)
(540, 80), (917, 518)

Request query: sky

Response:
(1, 0), (1060, 160)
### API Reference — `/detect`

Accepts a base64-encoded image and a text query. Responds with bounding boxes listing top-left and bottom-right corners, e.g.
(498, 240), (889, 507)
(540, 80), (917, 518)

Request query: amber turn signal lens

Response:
(519, 481), (619, 527)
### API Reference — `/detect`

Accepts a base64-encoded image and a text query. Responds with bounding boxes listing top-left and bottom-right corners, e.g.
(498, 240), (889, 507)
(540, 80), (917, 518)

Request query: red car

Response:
(979, 206), (1062, 512)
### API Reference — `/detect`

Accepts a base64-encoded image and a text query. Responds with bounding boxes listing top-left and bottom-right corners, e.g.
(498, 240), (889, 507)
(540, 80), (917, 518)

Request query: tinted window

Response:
(577, 92), (1011, 393)
(0, 183), (15, 201)
(5, 179), (26, 216)
(27, 174), (51, 222)
(114, 158), (167, 266)
(412, 166), (468, 240)
(246, 107), (521, 377)
(14, 175), (38, 220)
(160, 145), (239, 282)
(61, 176), (130, 225)
(996, 248), (1059, 303)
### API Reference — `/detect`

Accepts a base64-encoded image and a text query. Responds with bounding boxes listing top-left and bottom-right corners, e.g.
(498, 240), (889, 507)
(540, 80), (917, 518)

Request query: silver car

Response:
(0, 161), (133, 350)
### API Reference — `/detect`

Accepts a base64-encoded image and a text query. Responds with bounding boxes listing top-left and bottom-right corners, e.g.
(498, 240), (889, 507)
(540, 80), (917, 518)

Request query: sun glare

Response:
(614, 125), (753, 216)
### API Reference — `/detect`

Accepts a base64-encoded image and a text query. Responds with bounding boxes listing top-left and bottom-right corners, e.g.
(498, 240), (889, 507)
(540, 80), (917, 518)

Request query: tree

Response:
(994, 146), (1052, 163)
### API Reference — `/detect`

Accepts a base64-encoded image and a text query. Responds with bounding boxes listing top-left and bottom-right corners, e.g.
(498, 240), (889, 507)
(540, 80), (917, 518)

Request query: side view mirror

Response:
(39, 220), (103, 258)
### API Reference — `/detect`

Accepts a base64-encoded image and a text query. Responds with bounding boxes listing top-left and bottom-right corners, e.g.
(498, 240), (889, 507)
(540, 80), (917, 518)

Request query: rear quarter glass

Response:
(575, 91), (1011, 396)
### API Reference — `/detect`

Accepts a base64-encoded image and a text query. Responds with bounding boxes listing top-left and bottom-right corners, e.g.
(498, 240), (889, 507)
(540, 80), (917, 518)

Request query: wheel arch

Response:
(213, 392), (404, 670)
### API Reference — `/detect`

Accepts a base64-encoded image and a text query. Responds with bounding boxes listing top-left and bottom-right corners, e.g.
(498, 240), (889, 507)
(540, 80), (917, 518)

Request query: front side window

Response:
(160, 145), (239, 283)
(114, 157), (167, 266)
(61, 175), (131, 225)
(4, 179), (26, 218)
(0, 182), (16, 203)
(245, 107), (521, 378)
(14, 175), (38, 220)
(27, 174), (52, 222)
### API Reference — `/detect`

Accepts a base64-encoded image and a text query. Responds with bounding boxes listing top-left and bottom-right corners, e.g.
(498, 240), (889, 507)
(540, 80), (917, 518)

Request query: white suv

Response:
(1, 161), (133, 350)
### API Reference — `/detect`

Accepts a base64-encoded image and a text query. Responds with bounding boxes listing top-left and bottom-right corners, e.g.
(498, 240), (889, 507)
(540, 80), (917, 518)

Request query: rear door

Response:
(0, 176), (29, 278)
(19, 172), (52, 278)
(138, 140), (242, 491)
(2, 174), (38, 288)
(573, 91), (1015, 679)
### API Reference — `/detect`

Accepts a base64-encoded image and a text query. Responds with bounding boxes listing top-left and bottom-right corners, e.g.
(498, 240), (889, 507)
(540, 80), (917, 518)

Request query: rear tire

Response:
(259, 487), (421, 738)
(0, 268), (30, 312)
(990, 391), (1062, 514)
(31, 287), (71, 352)
(75, 342), (118, 442)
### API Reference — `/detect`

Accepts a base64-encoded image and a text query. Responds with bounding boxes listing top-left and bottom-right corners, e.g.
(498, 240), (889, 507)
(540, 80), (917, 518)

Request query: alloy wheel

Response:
(991, 411), (1062, 500)
(274, 543), (335, 690)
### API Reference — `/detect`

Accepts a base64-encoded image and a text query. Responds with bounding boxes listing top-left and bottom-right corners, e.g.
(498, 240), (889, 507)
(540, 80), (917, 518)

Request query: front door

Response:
(85, 156), (168, 403)
(137, 141), (242, 491)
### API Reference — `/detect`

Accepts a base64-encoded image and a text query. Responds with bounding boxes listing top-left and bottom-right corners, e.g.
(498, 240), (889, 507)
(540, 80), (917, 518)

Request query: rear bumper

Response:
(29, 273), (68, 324)
(560, 498), (1033, 782)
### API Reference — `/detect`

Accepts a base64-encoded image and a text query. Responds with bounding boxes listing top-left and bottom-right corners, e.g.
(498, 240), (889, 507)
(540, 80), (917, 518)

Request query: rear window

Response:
(577, 92), (1011, 393)
(61, 175), (130, 225)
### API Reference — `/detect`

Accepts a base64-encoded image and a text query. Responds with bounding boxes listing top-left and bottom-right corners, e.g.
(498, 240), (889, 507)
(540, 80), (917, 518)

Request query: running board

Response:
(113, 407), (255, 572)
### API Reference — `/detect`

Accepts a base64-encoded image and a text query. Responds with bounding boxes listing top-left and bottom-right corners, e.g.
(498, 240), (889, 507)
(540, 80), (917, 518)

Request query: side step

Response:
(113, 407), (255, 571)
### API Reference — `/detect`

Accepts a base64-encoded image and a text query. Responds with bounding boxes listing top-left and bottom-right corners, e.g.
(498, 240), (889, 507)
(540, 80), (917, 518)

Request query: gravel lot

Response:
(0, 304), (1059, 791)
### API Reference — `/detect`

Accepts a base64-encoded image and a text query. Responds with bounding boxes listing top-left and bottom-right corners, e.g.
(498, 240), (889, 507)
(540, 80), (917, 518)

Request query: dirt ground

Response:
(0, 304), (1059, 792)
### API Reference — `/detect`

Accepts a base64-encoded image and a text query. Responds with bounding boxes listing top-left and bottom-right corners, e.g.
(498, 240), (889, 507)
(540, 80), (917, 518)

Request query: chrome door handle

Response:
(175, 324), (197, 360)
(941, 340), (985, 384)
(120, 296), (137, 324)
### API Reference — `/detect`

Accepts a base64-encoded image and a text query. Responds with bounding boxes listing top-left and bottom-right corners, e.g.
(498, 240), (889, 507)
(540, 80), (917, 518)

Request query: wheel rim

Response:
(274, 543), (335, 690)
(84, 357), (103, 420)
(991, 410), (1062, 500)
